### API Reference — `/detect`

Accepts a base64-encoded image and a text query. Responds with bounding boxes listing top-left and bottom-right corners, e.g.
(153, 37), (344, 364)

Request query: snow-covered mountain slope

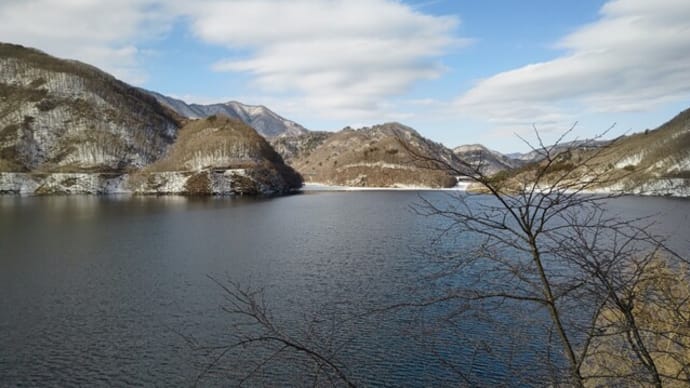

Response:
(0, 42), (301, 195)
(145, 90), (308, 138)
(490, 107), (690, 197)
(0, 43), (181, 173)
(453, 144), (522, 175)
(588, 106), (690, 193)
(506, 139), (611, 163)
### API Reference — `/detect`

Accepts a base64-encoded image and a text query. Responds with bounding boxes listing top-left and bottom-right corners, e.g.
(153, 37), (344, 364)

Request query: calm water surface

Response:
(0, 192), (689, 386)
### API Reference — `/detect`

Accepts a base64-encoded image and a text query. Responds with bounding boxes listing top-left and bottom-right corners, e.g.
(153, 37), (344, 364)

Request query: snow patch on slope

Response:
(615, 154), (644, 169)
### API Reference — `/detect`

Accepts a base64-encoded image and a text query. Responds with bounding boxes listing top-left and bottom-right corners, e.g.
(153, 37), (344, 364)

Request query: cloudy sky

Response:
(2, 0), (690, 152)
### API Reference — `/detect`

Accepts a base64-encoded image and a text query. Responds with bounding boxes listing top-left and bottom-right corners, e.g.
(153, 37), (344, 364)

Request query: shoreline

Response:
(1, 173), (687, 199)
(300, 182), (471, 192)
(300, 182), (690, 199)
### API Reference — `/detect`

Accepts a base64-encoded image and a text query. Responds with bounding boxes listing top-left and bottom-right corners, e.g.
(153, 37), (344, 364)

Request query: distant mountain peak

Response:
(145, 90), (308, 139)
(453, 143), (522, 175)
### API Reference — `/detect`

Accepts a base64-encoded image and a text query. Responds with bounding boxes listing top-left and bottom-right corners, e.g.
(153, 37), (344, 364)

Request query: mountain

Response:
(0, 42), (181, 173)
(289, 122), (460, 188)
(134, 115), (302, 195)
(3, 41), (687, 197)
(269, 131), (333, 164)
(506, 139), (611, 163)
(453, 144), (522, 175)
(146, 90), (308, 138)
(587, 107), (690, 195)
(0, 42), (301, 195)
(490, 108), (690, 196)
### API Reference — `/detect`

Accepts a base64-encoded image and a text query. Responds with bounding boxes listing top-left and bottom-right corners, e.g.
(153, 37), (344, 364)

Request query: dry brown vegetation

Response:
(146, 116), (287, 171)
(183, 171), (212, 195)
(582, 256), (690, 387)
(291, 123), (459, 187)
(0, 43), (183, 127)
(145, 116), (265, 172)
(141, 116), (302, 191)
(269, 131), (332, 163)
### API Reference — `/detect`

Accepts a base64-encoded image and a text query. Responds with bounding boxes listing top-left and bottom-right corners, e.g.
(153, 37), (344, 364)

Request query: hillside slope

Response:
(453, 144), (522, 175)
(135, 116), (302, 194)
(506, 139), (611, 164)
(0, 43), (181, 173)
(592, 107), (690, 194)
(487, 107), (690, 196)
(269, 131), (333, 164)
(290, 123), (460, 188)
(0, 42), (301, 195)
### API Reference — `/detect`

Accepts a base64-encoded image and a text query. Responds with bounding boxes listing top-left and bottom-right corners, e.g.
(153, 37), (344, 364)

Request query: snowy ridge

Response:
(453, 143), (522, 175)
(145, 90), (309, 138)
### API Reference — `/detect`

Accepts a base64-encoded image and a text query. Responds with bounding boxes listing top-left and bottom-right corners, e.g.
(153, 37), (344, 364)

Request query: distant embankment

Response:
(0, 169), (297, 196)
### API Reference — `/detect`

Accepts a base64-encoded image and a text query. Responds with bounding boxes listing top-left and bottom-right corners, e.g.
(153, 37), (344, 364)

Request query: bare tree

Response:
(201, 127), (689, 386)
(394, 125), (690, 387)
(187, 276), (357, 387)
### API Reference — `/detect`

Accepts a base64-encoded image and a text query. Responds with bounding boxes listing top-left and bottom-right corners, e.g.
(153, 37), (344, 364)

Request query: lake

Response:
(1, 192), (689, 386)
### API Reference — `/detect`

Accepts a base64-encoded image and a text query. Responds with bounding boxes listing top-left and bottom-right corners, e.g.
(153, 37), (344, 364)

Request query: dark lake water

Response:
(1, 192), (689, 386)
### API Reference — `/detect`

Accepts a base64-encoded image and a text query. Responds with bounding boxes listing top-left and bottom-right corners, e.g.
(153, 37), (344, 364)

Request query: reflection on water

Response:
(0, 192), (688, 386)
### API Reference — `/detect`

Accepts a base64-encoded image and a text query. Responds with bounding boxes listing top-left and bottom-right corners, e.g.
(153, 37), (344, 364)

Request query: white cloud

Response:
(0, 0), (463, 119)
(173, 0), (463, 119)
(0, 0), (171, 84)
(455, 0), (690, 129)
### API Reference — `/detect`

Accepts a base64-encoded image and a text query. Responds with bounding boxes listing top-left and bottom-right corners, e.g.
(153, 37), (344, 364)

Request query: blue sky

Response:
(2, 0), (690, 152)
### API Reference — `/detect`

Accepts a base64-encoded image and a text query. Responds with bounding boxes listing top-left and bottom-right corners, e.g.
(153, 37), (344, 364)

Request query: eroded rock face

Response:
(128, 168), (297, 195)
(0, 173), (125, 195)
